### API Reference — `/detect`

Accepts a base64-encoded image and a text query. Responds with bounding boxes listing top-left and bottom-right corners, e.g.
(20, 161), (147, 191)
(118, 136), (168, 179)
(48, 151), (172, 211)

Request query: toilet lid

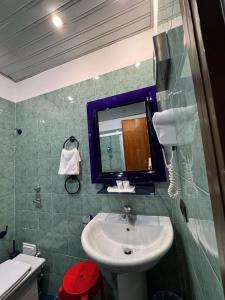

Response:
(0, 260), (31, 298)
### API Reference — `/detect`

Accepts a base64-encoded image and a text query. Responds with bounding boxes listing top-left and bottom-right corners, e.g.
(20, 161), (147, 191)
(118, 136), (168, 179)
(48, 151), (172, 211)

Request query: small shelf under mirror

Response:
(97, 184), (155, 196)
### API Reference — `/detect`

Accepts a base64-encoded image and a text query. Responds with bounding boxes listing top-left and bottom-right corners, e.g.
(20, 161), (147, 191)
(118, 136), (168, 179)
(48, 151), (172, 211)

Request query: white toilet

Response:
(0, 254), (45, 300)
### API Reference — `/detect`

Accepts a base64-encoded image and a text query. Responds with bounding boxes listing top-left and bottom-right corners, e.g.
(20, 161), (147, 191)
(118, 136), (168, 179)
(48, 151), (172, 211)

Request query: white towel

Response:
(58, 148), (81, 175)
(107, 186), (135, 193)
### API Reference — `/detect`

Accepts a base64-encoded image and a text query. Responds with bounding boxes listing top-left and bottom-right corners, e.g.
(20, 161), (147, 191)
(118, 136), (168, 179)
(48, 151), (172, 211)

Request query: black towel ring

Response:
(63, 136), (79, 149)
(62, 136), (81, 194)
(65, 175), (81, 195)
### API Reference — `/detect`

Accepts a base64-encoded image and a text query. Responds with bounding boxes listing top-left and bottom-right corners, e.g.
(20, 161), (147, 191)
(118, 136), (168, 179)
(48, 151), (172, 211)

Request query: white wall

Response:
(0, 74), (16, 102)
(99, 114), (146, 132)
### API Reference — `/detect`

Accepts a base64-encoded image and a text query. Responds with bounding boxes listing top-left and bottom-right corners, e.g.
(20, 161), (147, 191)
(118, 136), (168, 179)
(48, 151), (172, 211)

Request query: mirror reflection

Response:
(98, 101), (152, 172)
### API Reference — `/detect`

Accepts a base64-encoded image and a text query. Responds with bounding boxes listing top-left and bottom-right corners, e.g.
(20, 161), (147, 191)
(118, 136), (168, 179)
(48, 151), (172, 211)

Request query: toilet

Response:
(0, 254), (45, 300)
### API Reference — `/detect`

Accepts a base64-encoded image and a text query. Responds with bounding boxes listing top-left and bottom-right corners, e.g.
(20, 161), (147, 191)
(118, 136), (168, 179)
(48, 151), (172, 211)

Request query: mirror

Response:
(87, 85), (166, 184)
(98, 102), (152, 172)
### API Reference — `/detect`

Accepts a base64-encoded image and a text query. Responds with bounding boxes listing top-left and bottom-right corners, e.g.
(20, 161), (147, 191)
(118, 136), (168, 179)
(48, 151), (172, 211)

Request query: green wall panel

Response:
(0, 98), (15, 263)
(156, 23), (224, 300)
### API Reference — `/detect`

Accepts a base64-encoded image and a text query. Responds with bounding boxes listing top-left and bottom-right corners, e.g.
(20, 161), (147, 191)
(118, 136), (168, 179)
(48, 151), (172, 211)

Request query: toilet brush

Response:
(9, 240), (20, 259)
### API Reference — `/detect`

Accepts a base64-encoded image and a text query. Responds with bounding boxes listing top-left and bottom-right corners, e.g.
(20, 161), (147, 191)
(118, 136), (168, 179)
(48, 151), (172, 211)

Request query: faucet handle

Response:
(123, 205), (132, 214)
(34, 186), (41, 192)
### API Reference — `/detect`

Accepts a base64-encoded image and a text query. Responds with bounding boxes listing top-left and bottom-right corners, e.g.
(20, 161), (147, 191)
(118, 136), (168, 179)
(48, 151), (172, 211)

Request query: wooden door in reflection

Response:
(122, 117), (151, 171)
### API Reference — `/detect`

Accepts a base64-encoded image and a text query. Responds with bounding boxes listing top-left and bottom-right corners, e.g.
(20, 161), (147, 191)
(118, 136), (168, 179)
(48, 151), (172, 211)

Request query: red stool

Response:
(59, 261), (105, 300)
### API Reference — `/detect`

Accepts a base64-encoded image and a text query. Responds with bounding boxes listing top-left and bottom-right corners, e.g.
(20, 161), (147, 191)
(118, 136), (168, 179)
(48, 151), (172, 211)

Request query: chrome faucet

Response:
(121, 205), (133, 222)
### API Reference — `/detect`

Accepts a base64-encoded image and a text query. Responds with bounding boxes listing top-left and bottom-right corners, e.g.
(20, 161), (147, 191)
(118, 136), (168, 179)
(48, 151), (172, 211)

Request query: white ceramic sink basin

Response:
(81, 213), (174, 273)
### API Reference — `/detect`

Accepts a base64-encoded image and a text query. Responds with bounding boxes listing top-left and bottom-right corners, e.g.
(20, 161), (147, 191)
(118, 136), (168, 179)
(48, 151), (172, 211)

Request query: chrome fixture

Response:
(33, 186), (41, 207)
(121, 205), (134, 222)
(34, 186), (41, 193)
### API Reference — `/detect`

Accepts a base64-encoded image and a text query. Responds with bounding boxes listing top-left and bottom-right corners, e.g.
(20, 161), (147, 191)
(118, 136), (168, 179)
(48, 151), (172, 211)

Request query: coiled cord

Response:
(180, 150), (194, 182)
(162, 147), (180, 199)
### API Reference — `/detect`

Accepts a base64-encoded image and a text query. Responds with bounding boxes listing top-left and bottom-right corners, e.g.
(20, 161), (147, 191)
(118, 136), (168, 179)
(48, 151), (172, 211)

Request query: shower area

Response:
(100, 131), (125, 172)
(0, 99), (15, 262)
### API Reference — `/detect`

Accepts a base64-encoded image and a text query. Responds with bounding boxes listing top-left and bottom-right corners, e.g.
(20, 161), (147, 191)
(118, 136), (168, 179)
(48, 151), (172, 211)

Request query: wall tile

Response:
(38, 231), (68, 254)
(68, 235), (86, 258)
(52, 253), (80, 276)
(39, 212), (53, 231)
(94, 73), (115, 99)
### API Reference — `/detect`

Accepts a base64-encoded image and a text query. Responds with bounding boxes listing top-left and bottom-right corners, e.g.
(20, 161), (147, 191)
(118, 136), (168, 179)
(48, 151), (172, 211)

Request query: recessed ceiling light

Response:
(51, 15), (63, 28)
(67, 96), (74, 101)
(94, 76), (100, 80)
(135, 62), (141, 68)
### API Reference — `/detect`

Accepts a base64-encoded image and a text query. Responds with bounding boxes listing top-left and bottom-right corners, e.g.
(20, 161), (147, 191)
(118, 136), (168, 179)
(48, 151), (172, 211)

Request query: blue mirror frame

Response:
(87, 85), (166, 184)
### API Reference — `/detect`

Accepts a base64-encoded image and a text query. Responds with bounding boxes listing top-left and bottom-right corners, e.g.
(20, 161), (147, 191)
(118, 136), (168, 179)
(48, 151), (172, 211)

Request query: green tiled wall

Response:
(158, 0), (181, 24)
(0, 98), (15, 262)
(156, 22), (224, 300)
(15, 61), (182, 296)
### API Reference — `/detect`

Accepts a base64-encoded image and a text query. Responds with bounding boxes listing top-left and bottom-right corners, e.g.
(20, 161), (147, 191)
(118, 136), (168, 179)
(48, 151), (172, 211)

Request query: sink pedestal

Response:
(117, 272), (148, 300)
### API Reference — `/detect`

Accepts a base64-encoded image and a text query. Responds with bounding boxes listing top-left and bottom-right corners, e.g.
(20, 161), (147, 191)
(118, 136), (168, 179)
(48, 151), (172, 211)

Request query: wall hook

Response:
(15, 128), (22, 135)
(0, 225), (8, 239)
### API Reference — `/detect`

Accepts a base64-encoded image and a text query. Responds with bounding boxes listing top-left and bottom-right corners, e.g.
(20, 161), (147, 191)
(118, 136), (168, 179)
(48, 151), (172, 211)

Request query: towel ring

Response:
(63, 136), (79, 149)
(65, 175), (81, 194)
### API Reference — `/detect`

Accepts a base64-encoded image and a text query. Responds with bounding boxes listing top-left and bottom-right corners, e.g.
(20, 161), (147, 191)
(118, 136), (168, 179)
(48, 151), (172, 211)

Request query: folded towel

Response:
(58, 148), (81, 175)
(107, 186), (135, 193)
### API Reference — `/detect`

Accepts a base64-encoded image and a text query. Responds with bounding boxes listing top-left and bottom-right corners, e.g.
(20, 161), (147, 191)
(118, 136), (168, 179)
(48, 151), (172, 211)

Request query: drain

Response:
(124, 248), (133, 255)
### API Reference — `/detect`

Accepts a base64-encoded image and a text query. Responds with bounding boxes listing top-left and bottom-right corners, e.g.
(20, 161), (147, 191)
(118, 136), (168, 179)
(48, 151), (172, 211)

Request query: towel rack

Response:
(65, 175), (81, 194)
(62, 136), (81, 195)
(63, 136), (79, 149)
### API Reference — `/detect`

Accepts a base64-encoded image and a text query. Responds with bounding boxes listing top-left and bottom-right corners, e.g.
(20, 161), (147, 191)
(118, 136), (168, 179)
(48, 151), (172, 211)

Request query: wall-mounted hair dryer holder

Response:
(152, 108), (180, 199)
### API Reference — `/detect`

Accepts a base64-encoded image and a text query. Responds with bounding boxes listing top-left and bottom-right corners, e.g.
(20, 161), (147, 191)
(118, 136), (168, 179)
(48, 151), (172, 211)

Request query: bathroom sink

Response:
(81, 213), (174, 273)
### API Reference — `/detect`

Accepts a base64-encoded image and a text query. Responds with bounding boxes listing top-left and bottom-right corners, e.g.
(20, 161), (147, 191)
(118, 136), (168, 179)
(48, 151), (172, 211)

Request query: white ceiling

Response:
(98, 102), (146, 122)
(0, 0), (153, 82)
(0, 0), (180, 83)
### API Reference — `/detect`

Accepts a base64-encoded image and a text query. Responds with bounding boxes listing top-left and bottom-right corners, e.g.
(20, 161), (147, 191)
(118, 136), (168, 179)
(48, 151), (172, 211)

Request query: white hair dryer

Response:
(153, 106), (197, 199)
(153, 108), (180, 199)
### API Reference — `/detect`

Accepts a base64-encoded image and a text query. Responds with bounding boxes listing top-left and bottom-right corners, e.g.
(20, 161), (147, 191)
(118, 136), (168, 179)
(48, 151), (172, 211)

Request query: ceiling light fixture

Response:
(67, 96), (74, 101)
(94, 76), (100, 80)
(52, 15), (63, 28)
(135, 62), (141, 68)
